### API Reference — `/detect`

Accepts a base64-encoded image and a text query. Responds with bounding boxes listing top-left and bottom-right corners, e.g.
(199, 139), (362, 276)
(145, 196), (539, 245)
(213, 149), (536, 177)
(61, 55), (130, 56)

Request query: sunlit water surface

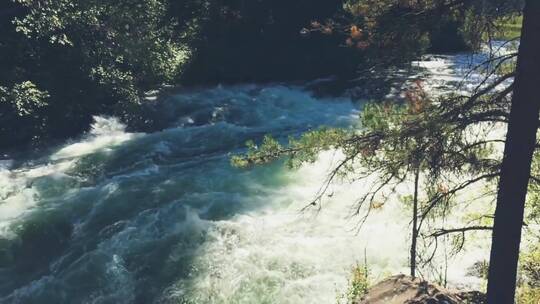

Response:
(0, 44), (517, 303)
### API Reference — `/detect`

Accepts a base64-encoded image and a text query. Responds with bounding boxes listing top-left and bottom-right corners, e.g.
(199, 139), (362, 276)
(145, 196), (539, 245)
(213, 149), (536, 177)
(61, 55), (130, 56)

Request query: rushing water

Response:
(0, 45), (515, 303)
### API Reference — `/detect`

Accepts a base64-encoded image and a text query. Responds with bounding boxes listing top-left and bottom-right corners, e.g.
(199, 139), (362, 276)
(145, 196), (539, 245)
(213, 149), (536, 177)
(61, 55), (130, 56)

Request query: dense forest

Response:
(1, 0), (539, 303)
(0, 0), (494, 149)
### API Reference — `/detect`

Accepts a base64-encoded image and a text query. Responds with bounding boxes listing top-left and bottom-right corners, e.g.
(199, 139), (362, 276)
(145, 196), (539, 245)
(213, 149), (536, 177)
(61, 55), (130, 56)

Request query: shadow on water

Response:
(0, 84), (357, 303)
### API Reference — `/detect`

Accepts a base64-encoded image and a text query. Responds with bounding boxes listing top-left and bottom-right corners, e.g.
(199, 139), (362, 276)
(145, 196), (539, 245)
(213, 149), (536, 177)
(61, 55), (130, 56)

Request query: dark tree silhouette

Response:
(486, 0), (540, 302)
(410, 166), (420, 278)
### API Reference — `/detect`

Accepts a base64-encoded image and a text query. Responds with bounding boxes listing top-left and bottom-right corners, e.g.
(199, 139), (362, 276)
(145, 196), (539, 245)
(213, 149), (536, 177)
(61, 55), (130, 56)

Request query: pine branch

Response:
(431, 226), (493, 238)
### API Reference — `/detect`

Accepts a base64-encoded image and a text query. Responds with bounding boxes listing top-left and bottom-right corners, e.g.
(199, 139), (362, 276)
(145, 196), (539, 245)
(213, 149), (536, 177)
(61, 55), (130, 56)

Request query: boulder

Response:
(354, 274), (485, 304)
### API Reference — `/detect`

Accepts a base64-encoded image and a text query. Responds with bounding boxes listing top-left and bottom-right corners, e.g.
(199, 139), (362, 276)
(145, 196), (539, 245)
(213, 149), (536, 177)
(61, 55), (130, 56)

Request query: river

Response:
(0, 45), (512, 303)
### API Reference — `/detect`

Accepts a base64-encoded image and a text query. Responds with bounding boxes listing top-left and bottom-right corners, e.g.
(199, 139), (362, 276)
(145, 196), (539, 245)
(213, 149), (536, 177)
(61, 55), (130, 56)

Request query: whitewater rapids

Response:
(0, 44), (518, 303)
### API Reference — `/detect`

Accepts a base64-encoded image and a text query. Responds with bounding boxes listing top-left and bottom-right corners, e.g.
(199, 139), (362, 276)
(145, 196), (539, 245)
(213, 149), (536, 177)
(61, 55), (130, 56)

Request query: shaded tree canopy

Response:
(0, 0), (195, 148)
(1, 0), (524, 150)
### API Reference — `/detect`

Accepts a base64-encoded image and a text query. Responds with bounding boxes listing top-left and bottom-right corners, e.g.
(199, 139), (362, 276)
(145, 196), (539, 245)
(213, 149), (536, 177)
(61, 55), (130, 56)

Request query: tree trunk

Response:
(486, 1), (540, 303)
(410, 166), (420, 279)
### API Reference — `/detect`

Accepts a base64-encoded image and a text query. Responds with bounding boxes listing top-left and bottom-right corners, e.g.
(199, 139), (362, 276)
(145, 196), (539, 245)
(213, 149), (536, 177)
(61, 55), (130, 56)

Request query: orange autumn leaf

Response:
(371, 201), (385, 209)
(350, 25), (363, 40)
(437, 184), (449, 195)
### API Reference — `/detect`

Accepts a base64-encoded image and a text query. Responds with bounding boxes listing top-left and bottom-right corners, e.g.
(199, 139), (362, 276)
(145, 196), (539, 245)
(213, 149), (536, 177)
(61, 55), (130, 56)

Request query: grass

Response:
(337, 263), (370, 304)
(516, 286), (540, 304)
(517, 286), (540, 304)
(517, 246), (540, 303)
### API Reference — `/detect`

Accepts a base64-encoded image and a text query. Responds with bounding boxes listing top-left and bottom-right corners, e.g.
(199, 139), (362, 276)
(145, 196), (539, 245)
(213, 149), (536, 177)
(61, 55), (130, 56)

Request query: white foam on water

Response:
(51, 116), (140, 161)
(0, 161), (75, 238)
(0, 42), (520, 302)
(95, 254), (136, 304)
(164, 149), (497, 303)
(162, 45), (517, 302)
(0, 116), (140, 238)
(412, 40), (516, 98)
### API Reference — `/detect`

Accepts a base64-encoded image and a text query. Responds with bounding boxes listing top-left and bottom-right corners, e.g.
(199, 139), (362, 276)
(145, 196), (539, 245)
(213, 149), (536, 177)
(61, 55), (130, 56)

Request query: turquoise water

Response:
(0, 85), (361, 303)
(2, 44), (511, 302)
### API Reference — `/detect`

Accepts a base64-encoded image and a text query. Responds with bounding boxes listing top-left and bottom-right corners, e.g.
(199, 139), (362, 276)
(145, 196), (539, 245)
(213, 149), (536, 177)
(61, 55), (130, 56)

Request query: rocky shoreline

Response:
(355, 275), (486, 304)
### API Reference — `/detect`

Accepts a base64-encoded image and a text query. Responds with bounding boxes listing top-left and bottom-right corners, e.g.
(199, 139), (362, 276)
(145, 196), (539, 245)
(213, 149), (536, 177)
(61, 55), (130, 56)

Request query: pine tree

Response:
(486, 1), (540, 302)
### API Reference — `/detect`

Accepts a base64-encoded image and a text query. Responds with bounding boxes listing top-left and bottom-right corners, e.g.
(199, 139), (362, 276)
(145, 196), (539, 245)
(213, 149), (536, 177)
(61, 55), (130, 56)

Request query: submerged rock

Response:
(355, 274), (486, 304)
